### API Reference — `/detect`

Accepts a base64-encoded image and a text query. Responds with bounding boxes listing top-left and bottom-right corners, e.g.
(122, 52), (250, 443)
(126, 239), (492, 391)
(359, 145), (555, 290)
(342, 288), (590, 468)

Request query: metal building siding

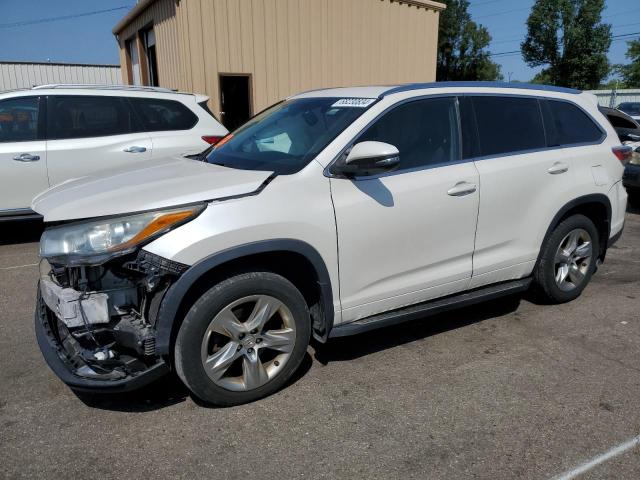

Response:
(115, 0), (183, 89)
(0, 62), (121, 90)
(115, 0), (444, 115)
(587, 89), (640, 108)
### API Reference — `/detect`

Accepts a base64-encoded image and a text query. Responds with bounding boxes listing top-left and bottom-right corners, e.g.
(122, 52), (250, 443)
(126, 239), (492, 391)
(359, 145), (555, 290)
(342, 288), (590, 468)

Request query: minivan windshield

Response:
(206, 97), (375, 174)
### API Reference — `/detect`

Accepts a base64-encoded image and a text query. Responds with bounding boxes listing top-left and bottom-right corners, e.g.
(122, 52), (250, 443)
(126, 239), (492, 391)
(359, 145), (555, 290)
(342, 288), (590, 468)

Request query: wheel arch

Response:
(536, 193), (612, 268)
(154, 239), (335, 357)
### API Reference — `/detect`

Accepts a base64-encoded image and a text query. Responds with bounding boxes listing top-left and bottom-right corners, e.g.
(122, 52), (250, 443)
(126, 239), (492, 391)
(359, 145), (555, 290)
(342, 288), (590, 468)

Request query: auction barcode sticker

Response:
(331, 98), (376, 108)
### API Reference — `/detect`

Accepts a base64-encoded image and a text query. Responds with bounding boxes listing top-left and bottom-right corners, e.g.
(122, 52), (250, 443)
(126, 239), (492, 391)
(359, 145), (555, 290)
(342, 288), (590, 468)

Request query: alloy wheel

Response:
(200, 295), (297, 391)
(554, 228), (593, 292)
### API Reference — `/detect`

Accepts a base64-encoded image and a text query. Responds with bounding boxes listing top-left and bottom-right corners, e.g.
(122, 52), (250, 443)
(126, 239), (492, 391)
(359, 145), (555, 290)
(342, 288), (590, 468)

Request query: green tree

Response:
(521, 0), (611, 89)
(437, 0), (502, 81)
(618, 40), (640, 88)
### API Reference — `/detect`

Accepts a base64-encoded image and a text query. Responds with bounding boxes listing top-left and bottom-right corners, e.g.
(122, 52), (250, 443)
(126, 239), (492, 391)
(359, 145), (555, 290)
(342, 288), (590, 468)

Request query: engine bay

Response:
(38, 250), (187, 381)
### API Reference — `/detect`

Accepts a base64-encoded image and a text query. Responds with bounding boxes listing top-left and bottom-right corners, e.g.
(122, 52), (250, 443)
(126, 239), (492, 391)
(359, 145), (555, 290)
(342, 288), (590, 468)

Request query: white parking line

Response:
(0, 263), (39, 271)
(552, 434), (640, 480)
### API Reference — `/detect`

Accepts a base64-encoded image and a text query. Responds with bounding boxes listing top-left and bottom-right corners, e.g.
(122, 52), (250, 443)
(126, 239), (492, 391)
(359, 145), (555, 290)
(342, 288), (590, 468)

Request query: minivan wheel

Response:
(533, 214), (599, 303)
(175, 272), (311, 406)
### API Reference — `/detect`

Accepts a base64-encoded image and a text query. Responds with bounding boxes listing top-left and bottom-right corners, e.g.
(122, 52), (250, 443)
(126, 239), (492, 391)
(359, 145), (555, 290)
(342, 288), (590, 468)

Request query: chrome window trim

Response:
(324, 92), (607, 180)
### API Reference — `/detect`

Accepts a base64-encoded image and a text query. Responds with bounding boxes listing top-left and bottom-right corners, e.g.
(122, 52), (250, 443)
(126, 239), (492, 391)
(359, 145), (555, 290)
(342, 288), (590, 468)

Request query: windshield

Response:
(206, 97), (376, 174)
(618, 103), (640, 116)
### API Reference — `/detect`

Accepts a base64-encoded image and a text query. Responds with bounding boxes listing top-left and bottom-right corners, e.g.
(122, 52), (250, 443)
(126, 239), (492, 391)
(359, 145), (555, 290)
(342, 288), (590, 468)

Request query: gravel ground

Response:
(1, 206), (638, 480)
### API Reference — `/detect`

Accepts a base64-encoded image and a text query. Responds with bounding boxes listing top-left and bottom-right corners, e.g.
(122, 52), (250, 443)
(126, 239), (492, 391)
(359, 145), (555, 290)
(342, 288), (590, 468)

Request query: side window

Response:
(129, 98), (198, 131)
(606, 114), (637, 130)
(542, 100), (603, 146)
(0, 97), (39, 143)
(472, 96), (546, 156)
(358, 97), (460, 170)
(48, 96), (139, 140)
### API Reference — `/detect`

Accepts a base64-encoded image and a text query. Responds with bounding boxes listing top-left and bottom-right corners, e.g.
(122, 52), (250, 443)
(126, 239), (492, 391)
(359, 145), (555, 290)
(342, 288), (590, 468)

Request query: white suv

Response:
(0, 84), (227, 220)
(32, 82), (628, 406)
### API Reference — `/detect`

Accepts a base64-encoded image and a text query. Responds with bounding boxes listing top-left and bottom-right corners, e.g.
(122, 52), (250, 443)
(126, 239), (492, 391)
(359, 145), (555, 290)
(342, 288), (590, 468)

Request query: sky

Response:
(0, 0), (637, 82)
(469, 0), (639, 81)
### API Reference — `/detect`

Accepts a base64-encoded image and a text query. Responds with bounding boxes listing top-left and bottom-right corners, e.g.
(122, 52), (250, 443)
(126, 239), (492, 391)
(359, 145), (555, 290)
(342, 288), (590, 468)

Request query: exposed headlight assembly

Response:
(40, 204), (205, 265)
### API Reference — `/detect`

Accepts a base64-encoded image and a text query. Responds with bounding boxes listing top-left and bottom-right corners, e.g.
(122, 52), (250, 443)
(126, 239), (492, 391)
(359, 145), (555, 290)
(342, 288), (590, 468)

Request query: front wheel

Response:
(532, 214), (599, 304)
(175, 272), (311, 406)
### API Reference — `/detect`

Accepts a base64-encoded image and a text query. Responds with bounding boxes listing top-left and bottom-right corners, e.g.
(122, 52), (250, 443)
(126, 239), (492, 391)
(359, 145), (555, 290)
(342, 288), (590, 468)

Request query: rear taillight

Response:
(612, 145), (633, 164)
(202, 135), (225, 145)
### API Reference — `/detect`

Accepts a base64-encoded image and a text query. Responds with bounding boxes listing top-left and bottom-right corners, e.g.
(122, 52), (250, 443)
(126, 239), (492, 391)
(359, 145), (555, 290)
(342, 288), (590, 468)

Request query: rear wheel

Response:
(533, 214), (599, 303)
(175, 272), (311, 406)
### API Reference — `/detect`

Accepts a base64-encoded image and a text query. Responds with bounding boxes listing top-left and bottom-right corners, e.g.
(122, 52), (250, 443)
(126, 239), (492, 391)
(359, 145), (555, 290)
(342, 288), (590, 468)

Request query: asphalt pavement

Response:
(1, 206), (639, 479)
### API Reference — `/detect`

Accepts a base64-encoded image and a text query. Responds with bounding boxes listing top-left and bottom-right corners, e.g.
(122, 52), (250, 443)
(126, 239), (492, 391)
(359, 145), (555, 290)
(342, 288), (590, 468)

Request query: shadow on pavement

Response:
(0, 219), (44, 245)
(74, 372), (190, 412)
(76, 352), (314, 411)
(313, 294), (521, 364)
(75, 295), (520, 411)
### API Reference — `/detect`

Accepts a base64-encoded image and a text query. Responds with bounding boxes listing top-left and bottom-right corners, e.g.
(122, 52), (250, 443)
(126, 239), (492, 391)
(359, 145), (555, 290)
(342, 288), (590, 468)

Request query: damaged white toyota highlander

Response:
(33, 83), (628, 406)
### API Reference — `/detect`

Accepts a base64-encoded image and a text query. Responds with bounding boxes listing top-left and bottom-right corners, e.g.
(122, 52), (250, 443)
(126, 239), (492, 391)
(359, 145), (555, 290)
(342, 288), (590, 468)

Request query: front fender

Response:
(153, 239), (335, 356)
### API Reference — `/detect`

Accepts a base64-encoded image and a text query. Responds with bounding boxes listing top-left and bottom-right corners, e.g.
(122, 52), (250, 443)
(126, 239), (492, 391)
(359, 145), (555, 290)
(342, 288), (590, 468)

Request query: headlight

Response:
(40, 204), (204, 265)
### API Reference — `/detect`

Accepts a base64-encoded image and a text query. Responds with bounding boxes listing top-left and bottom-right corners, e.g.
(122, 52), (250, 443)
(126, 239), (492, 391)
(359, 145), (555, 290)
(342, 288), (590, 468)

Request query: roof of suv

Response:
(0, 84), (208, 103)
(291, 81), (582, 100)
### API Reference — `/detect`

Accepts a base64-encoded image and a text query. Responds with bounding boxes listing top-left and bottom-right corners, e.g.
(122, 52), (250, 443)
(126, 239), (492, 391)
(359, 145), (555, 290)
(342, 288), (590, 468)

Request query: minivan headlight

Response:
(40, 205), (204, 265)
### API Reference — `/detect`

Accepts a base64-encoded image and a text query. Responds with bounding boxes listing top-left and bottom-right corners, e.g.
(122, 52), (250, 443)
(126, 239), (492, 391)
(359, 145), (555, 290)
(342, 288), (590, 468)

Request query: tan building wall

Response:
(114, 0), (445, 117)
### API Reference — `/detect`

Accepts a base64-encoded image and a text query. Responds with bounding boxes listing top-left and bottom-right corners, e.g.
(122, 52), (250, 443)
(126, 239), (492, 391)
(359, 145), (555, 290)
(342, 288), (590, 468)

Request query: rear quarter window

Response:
(472, 96), (546, 156)
(129, 97), (198, 132)
(541, 100), (603, 146)
(198, 100), (220, 121)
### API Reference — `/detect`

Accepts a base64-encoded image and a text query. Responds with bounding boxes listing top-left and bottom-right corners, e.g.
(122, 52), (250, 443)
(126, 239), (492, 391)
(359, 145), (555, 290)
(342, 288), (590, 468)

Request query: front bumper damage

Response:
(35, 250), (187, 392)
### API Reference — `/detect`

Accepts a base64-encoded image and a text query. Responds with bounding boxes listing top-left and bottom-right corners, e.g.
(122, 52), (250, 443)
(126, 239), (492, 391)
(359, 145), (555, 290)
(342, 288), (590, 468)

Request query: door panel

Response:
(331, 97), (479, 322)
(46, 95), (152, 186)
(46, 134), (152, 186)
(469, 149), (573, 287)
(0, 140), (48, 210)
(332, 163), (480, 321)
(0, 96), (49, 210)
(466, 95), (575, 288)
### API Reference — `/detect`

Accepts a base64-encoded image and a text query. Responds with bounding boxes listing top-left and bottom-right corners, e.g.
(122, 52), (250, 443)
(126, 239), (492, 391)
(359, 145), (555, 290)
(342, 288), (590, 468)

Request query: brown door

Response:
(219, 74), (252, 131)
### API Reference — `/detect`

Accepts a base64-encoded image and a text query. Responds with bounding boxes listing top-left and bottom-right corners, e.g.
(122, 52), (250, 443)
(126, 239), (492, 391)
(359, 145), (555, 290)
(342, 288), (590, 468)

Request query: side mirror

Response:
(335, 141), (400, 177)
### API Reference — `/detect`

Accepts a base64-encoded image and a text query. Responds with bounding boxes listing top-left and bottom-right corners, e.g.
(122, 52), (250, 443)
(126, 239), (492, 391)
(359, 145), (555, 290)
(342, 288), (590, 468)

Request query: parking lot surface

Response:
(1, 207), (639, 480)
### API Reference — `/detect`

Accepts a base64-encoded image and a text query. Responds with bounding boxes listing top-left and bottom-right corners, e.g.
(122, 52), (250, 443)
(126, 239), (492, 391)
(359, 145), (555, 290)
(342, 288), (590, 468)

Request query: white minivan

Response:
(32, 82), (629, 406)
(0, 84), (227, 220)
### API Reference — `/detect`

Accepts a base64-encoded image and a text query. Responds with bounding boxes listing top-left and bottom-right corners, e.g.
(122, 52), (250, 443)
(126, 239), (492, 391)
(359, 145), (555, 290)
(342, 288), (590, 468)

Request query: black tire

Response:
(532, 214), (600, 304)
(175, 272), (311, 406)
(627, 187), (640, 207)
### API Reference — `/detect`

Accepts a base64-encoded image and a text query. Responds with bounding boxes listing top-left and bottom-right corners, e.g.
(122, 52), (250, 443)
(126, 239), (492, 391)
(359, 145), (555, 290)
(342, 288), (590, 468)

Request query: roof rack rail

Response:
(31, 84), (179, 93)
(380, 81), (581, 98)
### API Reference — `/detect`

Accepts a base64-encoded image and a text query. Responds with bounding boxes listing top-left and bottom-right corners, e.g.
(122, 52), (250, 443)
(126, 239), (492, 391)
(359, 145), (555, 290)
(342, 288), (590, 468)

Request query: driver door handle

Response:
(13, 153), (40, 162)
(447, 181), (477, 197)
(123, 146), (147, 153)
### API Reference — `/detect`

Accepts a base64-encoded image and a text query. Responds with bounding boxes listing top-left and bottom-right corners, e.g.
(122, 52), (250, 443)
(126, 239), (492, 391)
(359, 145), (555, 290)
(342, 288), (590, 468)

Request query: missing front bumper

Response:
(35, 291), (169, 392)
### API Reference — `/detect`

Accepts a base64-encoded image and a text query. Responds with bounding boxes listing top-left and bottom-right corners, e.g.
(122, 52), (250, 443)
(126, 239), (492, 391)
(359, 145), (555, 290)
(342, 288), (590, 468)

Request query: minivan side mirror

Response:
(334, 141), (400, 177)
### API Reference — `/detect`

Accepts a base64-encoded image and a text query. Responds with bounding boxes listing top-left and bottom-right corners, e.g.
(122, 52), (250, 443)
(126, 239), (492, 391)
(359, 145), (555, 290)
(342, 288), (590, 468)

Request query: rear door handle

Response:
(123, 146), (147, 153)
(13, 153), (40, 162)
(548, 162), (569, 175)
(447, 182), (477, 196)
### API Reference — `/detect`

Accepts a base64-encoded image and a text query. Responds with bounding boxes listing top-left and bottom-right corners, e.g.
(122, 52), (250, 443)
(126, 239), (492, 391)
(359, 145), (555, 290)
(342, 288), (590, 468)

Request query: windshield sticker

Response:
(331, 98), (376, 108)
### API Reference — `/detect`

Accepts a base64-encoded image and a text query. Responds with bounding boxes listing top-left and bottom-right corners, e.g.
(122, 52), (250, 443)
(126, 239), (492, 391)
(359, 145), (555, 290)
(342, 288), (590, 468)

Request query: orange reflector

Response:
(111, 210), (196, 251)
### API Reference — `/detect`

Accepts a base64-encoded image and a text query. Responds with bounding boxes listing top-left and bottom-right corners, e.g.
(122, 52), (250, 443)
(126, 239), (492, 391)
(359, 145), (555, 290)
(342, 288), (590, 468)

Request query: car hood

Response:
(32, 156), (273, 221)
